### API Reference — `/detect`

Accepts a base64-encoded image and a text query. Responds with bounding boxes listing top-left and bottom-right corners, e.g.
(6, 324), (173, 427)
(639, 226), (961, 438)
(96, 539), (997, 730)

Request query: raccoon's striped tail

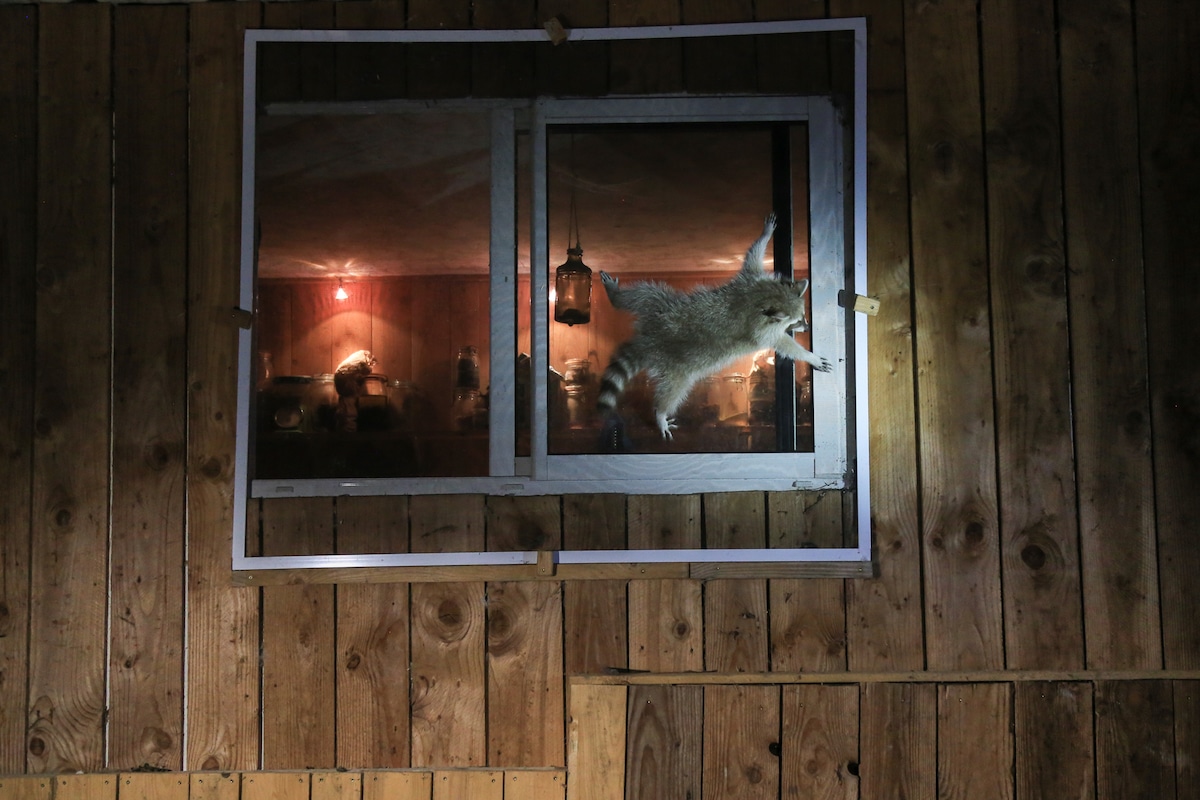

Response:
(596, 343), (638, 418)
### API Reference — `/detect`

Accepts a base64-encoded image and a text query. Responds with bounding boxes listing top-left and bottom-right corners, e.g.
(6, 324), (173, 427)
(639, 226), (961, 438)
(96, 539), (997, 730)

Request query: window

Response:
(235, 20), (870, 573)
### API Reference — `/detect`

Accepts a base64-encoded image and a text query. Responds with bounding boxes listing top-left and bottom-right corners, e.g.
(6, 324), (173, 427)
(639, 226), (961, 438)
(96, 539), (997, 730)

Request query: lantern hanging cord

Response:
(568, 134), (582, 250)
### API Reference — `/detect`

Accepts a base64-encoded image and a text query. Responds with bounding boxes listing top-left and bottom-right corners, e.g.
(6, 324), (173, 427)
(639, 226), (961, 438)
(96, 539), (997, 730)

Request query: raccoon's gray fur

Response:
(597, 212), (832, 439)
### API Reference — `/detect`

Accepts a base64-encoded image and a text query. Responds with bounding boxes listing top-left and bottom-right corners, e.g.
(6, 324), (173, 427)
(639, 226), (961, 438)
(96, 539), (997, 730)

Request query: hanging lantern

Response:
(554, 244), (592, 326)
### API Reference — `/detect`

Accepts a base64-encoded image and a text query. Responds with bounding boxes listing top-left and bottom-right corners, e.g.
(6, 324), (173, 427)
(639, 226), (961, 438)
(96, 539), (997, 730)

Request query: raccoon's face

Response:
(762, 278), (810, 333)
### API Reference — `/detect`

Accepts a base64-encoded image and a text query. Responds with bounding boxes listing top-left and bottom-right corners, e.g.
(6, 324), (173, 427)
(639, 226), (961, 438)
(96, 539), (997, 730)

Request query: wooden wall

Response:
(1, 0), (1198, 796)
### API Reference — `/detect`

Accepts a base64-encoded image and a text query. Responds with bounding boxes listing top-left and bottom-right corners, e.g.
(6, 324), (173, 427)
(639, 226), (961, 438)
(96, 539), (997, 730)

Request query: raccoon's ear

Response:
(794, 278), (810, 297)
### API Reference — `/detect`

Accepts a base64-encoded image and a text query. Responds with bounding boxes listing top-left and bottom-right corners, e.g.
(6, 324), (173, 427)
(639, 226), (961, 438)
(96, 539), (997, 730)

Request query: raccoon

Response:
(597, 212), (832, 440)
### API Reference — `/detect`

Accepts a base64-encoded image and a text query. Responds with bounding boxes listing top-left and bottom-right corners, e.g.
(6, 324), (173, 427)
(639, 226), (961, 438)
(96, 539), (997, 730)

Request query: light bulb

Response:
(335, 281), (348, 301)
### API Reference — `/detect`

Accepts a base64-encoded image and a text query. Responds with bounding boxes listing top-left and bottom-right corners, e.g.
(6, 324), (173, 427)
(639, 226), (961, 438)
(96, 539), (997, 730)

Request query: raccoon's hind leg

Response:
(650, 373), (699, 440)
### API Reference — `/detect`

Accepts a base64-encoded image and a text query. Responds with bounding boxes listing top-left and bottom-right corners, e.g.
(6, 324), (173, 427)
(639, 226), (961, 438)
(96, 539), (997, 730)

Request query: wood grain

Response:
(608, 0), (681, 94)
(1014, 682), (1095, 800)
(28, 3), (112, 773)
(831, 0), (925, 674)
(411, 498), (486, 766)
(702, 685), (780, 800)
(52, 775), (116, 800)
(1095, 680), (1177, 798)
(625, 685), (702, 800)
(0, 777), (52, 800)
(980, 0), (1084, 671)
(240, 773), (309, 800)
(188, 773), (240, 800)
(115, 773), (188, 800)
(859, 683), (935, 800)
(433, 771), (503, 800)
(704, 493), (768, 672)
(310, 772), (362, 800)
(563, 494), (628, 673)
(1136, 0), (1200, 669)
(1060, 0), (1161, 671)
(1174, 681), (1198, 791)
(0, 3), (37, 775)
(628, 495), (703, 671)
(184, 0), (262, 771)
(335, 0), (408, 102)
(363, 771), (433, 800)
(781, 684), (859, 800)
(336, 496), (411, 767)
(904, 0), (1004, 672)
(937, 683), (1014, 799)
(487, 581), (566, 766)
(567, 683), (626, 800)
(504, 770), (566, 800)
(261, 498), (336, 769)
(769, 492), (847, 672)
(108, 4), (188, 771)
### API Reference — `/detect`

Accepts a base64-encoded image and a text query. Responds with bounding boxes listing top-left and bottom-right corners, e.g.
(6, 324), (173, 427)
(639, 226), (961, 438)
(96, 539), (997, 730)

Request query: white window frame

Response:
(234, 19), (870, 573)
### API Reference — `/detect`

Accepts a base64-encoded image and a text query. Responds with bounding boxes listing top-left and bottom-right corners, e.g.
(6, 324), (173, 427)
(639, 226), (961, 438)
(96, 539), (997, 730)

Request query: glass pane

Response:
(253, 110), (492, 480)
(545, 123), (813, 455)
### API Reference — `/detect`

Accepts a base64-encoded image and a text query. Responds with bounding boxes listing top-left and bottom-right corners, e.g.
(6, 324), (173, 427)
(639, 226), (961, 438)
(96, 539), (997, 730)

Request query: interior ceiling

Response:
(255, 112), (784, 281)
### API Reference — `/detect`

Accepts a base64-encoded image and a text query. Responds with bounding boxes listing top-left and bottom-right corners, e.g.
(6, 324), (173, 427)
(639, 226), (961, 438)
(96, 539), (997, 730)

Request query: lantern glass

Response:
(554, 247), (592, 326)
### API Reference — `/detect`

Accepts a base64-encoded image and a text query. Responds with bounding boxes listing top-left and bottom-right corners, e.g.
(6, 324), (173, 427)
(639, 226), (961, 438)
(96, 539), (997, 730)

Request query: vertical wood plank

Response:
(628, 496), (703, 671)
(1014, 682), (1096, 800)
(116, 773), (188, 800)
(261, 498), (336, 769)
(1136, 0), (1200, 669)
(702, 685), (780, 800)
(781, 684), (860, 800)
(0, 3), (37, 776)
(433, 771), (503, 800)
(185, 0), (262, 771)
(830, 0), (925, 673)
(240, 773), (310, 800)
(567, 683), (627, 800)
(704, 493), (769, 672)
(311, 772), (362, 800)
(625, 685), (703, 800)
(504, 770), (566, 800)
(1175, 681), (1199, 791)
(486, 495), (562, 552)
(53, 775), (116, 800)
(363, 771), (433, 800)
(980, 0), (1085, 671)
(769, 491), (847, 672)
(487, 579), (565, 766)
(1059, 0), (1161, 671)
(335, 0), (409, 102)
(410, 496), (487, 766)
(904, 0), (1004, 672)
(608, 0), (682, 94)
(535, 0), (608, 97)
(336, 496), (412, 768)
(563, 494), (628, 673)
(28, 3), (112, 773)
(859, 683), (936, 800)
(937, 683), (1014, 800)
(0, 777), (52, 800)
(1095, 680), (1176, 799)
(188, 773), (240, 800)
(108, 3), (189, 771)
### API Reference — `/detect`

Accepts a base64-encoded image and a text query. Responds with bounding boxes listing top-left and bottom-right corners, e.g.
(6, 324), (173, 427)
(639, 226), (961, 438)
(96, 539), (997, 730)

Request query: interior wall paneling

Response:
(980, 0), (1084, 671)
(1058, 0), (1161, 671)
(29, 3), (113, 773)
(780, 684), (860, 799)
(1136, 0), (1200, 669)
(185, 1), (263, 772)
(937, 683), (1015, 799)
(700, 685), (780, 799)
(858, 682), (936, 799)
(0, 3), (37, 776)
(1095, 680), (1177, 798)
(830, 0), (925, 674)
(903, 0), (1004, 672)
(624, 685), (703, 800)
(109, 3), (189, 771)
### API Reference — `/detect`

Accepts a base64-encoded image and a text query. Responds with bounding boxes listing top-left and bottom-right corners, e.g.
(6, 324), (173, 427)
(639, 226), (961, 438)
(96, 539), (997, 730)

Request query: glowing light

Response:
(335, 280), (349, 301)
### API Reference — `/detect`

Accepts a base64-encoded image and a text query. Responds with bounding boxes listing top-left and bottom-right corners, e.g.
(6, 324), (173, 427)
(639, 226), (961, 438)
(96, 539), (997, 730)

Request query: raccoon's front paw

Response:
(600, 271), (619, 291)
(656, 413), (676, 440)
(814, 357), (833, 373)
(764, 212), (777, 236)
